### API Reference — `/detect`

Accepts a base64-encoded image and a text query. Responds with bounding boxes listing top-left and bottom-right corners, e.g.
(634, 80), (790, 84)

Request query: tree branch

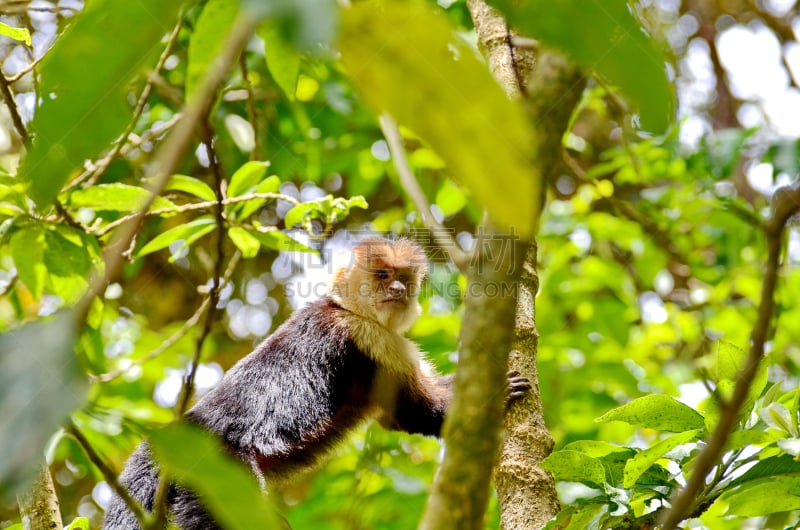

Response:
(465, 2), (585, 529)
(67, 421), (150, 529)
(93, 192), (298, 237)
(378, 113), (469, 273)
(659, 182), (800, 529)
(419, 221), (527, 530)
(16, 463), (61, 530)
(0, 69), (30, 147)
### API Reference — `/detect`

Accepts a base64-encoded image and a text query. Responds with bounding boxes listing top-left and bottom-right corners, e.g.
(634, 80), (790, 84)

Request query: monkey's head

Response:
(330, 237), (428, 333)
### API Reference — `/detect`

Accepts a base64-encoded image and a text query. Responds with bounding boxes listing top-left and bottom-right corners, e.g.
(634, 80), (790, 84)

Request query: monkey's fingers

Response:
(505, 370), (531, 408)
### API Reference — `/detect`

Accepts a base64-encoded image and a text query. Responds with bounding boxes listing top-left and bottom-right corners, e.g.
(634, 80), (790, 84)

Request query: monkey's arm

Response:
(377, 373), (453, 437)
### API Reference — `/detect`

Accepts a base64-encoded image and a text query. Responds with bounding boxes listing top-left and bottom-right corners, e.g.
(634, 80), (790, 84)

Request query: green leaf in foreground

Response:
(596, 394), (704, 432)
(166, 175), (217, 202)
(623, 429), (700, 488)
(149, 423), (281, 530)
(69, 183), (177, 212)
(227, 161), (272, 199)
(0, 311), (86, 501)
(722, 476), (800, 517)
(340, 1), (538, 239)
(228, 227), (261, 258)
(259, 20), (300, 100)
(0, 22), (31, 45)
(137, 217), (216, 258)
(489, 0), (674, 133)
(10, 226), (46, 299)
(64, 517), (90, 530)
(186, 0), (239, 103)
(20, 0), (183, 208)
(541, 450), (606, 488)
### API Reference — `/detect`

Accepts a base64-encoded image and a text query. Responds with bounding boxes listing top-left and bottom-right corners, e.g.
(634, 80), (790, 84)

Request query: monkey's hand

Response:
(505, 370), (531, 409)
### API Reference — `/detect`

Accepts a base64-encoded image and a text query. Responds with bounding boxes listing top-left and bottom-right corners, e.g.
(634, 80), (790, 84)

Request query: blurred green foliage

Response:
(0, 0), (798, 528)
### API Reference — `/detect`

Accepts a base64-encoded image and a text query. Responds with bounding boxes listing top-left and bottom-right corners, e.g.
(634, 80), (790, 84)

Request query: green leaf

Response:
(543, 502), (608, 530)
(727, 454), (800, 490)
(562, 440), (632, 459)
(0, 22), (31, 46)
(137, 217), (216, 258)
(65, 517), (91, 530)
(435, 179), (468, 217)
(760, 402), (798, 437)
(69, 183), (176, 213)
(623, 429), (700, 488)
(284, 202), (315, 228)
(258, 21), (300, 100)
(228, 227), (261, 258)
(186, 0), (239, 103)
(20, 0), (183, 208)
(715, 340), (746, 382)
(149, 423), (282, 530)
(724, 430), (781, 452)
(596, 394), (705, 432)
(244, 0), (336, 50)
(10, 226), (46, 299)
(723, 476), (800, 517)
(284, 195), (367, 229)
(166, 175), (217, 202)
(248, 230), (315, 253)
(340, 2), (538, 239)
(489, 0), (674, 133)
(227, 161), (272, 199)
(0, 311), (86, 501)
(43, 228), (90, 277)
(236, 175), (281, 219)
(541, 450), (606, 488)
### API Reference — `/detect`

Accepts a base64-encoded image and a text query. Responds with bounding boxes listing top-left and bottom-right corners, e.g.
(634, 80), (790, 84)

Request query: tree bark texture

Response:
(17, 463), (62, 530)
(468, 2), (587, 529)
(419, 225), (526, 530)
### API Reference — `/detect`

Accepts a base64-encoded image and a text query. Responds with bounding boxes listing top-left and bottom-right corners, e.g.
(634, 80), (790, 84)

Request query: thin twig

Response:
(67, 421), (151, 529)
(378, 114), (469, 272)
(94, 192), (299, 236)
(6, 55), (43, 83)
(0, 70), (30, 146)
(69, 18), (184, 191)
(659, 182), (800, 529)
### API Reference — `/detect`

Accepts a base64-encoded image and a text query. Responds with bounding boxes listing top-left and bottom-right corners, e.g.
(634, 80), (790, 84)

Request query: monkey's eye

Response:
(375, 270), (390, 280)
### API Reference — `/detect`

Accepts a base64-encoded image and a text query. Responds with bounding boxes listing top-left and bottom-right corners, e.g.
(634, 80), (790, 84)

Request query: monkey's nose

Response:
(388, 281), (406, 298)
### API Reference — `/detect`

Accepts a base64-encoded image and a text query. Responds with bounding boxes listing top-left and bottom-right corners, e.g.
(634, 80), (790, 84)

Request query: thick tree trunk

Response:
(18, 463), (62, 530)
(467, 2), (587, 528)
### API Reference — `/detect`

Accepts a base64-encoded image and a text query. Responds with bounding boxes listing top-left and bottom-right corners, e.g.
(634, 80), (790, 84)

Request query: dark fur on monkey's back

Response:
(102, 296), (449, 530)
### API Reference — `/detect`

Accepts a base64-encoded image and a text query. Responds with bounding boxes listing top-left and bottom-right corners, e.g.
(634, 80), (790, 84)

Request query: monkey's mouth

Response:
(380, 297), (407, 305)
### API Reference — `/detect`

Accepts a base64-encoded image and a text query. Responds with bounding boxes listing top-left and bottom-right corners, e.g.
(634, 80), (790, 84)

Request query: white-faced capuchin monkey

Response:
(103, 237), (530, 529)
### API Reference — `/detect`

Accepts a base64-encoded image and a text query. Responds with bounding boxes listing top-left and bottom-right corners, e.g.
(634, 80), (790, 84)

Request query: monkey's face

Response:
(331, 238), (427, 333)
